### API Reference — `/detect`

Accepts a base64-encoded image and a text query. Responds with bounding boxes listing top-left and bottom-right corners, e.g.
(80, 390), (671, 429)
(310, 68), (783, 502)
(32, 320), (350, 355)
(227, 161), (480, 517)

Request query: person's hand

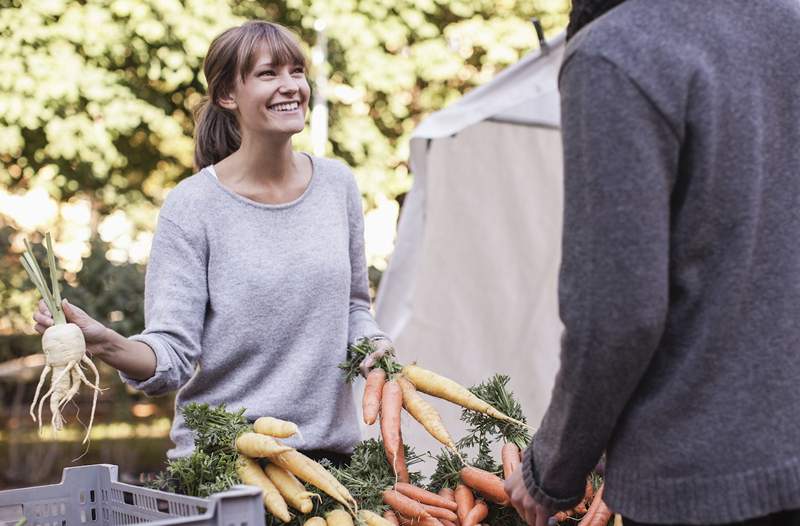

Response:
(33, 298), (110, 356)
(358, 337), (395, 378)
(505, 465), (550, 526)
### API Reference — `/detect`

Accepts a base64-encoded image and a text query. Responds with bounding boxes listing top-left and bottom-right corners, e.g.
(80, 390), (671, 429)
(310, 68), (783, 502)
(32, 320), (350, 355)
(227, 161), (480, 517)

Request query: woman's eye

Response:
(259, 70), (276, 77)
(292, 67), (305, 75)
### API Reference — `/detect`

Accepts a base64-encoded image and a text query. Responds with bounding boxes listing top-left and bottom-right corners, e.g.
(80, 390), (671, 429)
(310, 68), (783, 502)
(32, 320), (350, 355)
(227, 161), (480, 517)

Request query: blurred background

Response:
(0, 0), (568, 488)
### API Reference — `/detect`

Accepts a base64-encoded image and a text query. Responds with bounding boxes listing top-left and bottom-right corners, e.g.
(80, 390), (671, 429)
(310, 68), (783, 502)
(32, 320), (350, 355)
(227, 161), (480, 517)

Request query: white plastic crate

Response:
(0, 464), (264, 526)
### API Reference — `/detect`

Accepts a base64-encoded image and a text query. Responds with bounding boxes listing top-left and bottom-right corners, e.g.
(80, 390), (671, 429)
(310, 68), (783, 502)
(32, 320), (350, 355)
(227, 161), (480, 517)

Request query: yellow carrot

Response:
(303, 518), (327, 526)
(254, 416), (299, 438)
(325, 509), (354, 526)
(358, 510), (397, 526)
(272, 449), (356, 510)
(264, 463), (316, 514)
(401, 365), (529, 427)
(397, 377), (458, 454)
(236, 432), (294, 458)
(236, 455), (292, 522)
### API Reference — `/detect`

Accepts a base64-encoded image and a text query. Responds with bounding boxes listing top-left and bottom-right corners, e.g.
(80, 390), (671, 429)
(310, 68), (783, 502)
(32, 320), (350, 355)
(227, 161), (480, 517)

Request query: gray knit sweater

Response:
(523, 1), (800, 523)
(121, 155), (384, 458)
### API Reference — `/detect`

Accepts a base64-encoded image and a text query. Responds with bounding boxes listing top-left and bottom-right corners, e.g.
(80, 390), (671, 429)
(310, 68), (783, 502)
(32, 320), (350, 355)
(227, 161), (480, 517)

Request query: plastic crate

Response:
(0, 464), (265, 526)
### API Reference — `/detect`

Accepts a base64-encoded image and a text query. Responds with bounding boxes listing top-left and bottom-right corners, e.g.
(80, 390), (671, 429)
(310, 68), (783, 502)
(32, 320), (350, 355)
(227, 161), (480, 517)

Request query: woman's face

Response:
(227, 49), (310, 138)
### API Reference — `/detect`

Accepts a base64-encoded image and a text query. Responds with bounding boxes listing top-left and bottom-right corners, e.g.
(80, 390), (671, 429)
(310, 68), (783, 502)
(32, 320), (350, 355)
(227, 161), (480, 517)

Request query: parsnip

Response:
(22, 234), (101, 444)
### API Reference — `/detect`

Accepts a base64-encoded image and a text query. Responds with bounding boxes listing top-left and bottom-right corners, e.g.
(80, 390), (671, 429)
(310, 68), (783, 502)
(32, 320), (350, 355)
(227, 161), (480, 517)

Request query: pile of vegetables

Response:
(20, 233), (101, 446)
(150, 340), (612, 526)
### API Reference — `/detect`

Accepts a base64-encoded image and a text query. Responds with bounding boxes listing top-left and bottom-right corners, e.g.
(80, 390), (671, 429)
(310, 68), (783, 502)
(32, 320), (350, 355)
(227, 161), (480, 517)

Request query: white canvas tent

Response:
(369, 34), (567, 456)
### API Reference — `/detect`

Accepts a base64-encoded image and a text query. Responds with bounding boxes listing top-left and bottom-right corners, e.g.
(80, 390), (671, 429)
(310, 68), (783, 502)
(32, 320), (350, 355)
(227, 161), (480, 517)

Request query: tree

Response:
(0, 0), (569, 333)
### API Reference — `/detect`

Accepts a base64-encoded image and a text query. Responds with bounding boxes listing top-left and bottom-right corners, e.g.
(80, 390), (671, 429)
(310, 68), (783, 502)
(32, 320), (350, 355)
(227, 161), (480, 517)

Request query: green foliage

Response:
(149, 403), (250, 497)
(458, 374), (532, 451)
(339, 337), (403, 383)
(61, 237), (146, 336)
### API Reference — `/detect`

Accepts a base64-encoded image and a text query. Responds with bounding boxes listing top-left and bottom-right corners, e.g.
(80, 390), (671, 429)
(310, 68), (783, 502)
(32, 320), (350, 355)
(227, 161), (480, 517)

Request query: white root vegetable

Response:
(22, 234), (102, 444)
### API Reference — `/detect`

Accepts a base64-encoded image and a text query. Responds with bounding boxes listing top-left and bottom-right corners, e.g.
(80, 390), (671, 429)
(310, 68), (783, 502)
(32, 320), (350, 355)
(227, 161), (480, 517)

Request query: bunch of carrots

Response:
(343, 341), (613, 526)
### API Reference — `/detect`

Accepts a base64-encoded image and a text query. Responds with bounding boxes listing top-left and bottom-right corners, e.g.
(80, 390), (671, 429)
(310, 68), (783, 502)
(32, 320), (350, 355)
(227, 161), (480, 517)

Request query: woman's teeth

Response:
(269, 102), (299, 112)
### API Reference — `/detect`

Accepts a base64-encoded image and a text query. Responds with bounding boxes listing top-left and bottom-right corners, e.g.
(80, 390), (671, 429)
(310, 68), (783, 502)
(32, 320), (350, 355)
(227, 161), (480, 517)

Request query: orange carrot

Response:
(383, 510), (401, 526)
(363, 368), (386, 425)
(578, 484), (612, 526)
(437, 487), (455, 503)
(396, 516), (444, 526)
(460, 466), (510, 506)
(440, 521), (456, 526)
(420, 504), (458, 522)
(454, 484), (474, 525)
(462, 500), (488, 526)
(381, 380), (408, 481)
(395, 482), (458, 511)
(501, 442), (521, 479)
(383, 489), (432, 521)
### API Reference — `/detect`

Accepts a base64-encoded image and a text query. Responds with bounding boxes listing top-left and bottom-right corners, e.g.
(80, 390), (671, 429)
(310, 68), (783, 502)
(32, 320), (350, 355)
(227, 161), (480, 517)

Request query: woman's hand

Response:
(358, 337), (395, 378)
(505, 467), (550, 526)
(33, 299), (110, 357)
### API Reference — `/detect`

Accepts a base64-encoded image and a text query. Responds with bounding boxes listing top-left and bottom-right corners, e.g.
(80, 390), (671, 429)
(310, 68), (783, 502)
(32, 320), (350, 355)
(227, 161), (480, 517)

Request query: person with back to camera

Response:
(504, 1), (800, 525)
(33, 20), (392, 466)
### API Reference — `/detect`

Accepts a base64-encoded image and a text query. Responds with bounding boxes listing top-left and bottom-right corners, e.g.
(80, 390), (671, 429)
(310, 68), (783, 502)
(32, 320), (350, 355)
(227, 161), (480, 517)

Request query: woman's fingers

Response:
(34, 323), (48, 335)
(33, 311), (54, 327)
(38, 299), (51, 317)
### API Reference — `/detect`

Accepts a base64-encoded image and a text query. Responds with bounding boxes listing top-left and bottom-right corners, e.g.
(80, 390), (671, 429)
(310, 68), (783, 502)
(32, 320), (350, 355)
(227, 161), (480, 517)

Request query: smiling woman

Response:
(33, 20), (393, 467)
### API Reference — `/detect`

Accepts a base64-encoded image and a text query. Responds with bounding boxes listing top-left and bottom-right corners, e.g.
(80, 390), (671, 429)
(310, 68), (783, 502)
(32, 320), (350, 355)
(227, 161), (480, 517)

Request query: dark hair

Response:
(567, 0), (628, 40)
(193, 21), (307, 170)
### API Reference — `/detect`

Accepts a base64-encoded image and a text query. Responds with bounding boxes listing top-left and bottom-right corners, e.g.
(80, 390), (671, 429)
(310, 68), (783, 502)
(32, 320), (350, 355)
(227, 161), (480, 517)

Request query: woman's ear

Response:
(218, 93), (237, 111)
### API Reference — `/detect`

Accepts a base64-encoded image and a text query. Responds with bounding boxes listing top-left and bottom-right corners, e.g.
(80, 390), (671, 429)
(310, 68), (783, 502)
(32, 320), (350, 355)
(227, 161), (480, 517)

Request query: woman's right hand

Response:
(33, 299), (111, 357)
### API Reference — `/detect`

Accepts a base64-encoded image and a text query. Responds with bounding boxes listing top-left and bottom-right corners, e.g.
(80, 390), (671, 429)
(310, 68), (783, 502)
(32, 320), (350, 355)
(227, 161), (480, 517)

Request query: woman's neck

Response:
(227, 133), (297, 183)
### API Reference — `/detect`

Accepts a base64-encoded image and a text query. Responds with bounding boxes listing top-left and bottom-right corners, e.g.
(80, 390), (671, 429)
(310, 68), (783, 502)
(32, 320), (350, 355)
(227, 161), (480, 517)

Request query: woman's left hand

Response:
(505, 466), (550, 526)
(358, 337), (395, 378)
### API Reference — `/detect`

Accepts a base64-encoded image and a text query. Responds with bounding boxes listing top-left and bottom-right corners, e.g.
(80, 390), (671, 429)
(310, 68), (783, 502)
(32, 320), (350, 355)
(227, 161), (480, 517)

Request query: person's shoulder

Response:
(310, 155), (358, 193)
(158, 168), (217, 229)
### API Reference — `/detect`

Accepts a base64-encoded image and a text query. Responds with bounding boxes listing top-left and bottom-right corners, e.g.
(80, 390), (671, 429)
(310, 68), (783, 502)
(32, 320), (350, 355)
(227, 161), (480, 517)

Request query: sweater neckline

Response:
(202, 152), (316, 210)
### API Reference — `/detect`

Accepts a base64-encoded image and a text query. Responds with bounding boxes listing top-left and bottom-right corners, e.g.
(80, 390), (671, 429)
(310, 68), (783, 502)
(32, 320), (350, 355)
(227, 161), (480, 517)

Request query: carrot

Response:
(236, 455), (292, 522)
(273, 449), (356, 510)
(439, 521), (456, 526)
(303, 518), (327, 526)
(383, 489), (433, 521)
(459, 466), (509, 506)
(401, 365), (528, 428)
(454, 484), (474, 525)
(236, 432), (294, 458)
(359, 510), (398, 526)
(395, 482), (458, 511)
(325, 509), (355, 526)
(462, 500), (488, 526)
(420, 504), (457, 522)
(383, 510), (401, 525)
(254, 416), (299, 438)
(264, 463), (316, 514)
(614, 514), (623, 526)
(396, 516), (444, 526)
(501, 442), (521, 479)
(578, 484), (612, 526)
(397, 377), (458, 454)
(363, 368), (386, 425)
(437, 487), (455, 503)
(23, 235), (102, 445)
(381, 380), (409, 482)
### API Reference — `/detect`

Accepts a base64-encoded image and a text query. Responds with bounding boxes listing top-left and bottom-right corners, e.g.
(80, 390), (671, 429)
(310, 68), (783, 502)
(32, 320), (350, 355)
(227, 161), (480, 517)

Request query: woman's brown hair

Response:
(193, 21), (307, 170)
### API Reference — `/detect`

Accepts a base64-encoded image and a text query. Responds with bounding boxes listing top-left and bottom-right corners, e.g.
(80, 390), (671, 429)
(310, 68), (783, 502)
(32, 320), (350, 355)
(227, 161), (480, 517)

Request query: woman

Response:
(34, 20), (391, 465)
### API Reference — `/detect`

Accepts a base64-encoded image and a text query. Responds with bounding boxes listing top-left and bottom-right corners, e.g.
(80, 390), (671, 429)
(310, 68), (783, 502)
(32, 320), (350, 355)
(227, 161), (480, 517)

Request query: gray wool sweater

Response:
(120, 155), (385, 458)
(523, 1), (800, 524)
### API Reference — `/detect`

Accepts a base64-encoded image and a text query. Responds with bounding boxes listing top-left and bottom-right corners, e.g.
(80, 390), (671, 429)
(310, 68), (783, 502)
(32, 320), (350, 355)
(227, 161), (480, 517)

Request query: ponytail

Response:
(193, 96), (240, 170)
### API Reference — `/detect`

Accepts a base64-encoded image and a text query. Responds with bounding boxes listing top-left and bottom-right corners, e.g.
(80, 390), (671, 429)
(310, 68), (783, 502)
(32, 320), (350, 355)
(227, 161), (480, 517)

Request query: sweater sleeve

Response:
(522, 52), (680, 509)
(120, 214), (208, 396)
(345, 172), (387, 344)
